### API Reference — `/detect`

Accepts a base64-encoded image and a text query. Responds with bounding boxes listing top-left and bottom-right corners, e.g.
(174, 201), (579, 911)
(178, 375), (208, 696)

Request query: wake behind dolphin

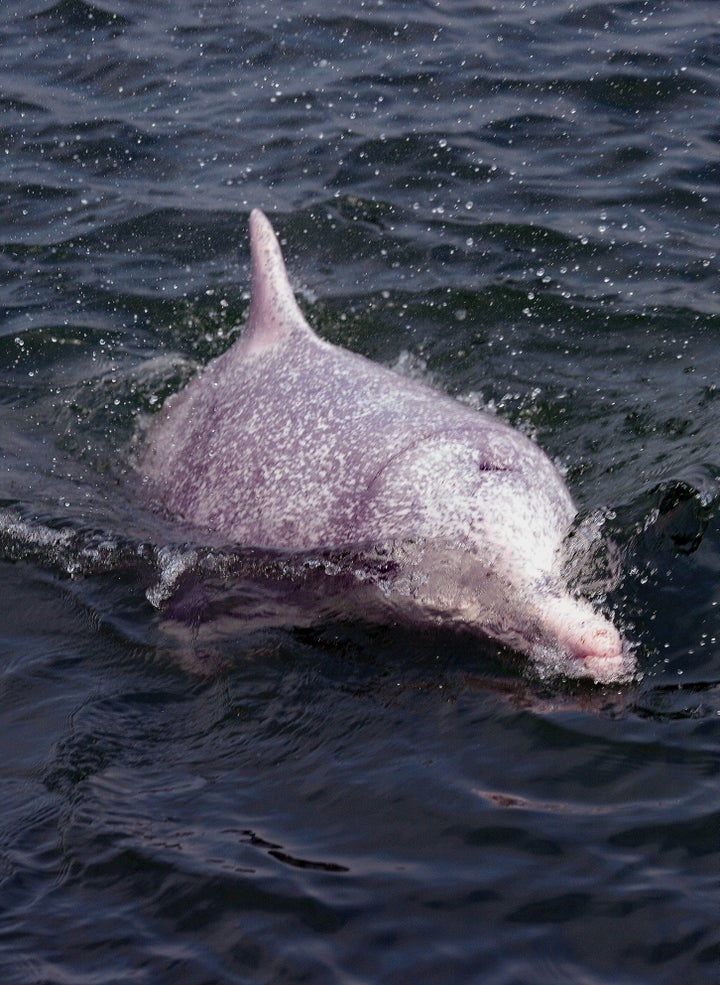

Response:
(140, 210), (632, 682)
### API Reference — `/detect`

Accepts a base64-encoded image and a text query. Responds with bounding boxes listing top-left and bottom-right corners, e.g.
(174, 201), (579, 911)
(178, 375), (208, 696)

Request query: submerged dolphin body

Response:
(141, 210), (630, 682)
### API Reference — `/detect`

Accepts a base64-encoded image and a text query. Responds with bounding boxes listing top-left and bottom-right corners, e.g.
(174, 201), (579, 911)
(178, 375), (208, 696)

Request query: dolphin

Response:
(140, 210), (631, 682)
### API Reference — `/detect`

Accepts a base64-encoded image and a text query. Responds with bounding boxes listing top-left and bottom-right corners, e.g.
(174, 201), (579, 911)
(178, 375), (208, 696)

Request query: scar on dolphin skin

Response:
(140, 209), (633, 684)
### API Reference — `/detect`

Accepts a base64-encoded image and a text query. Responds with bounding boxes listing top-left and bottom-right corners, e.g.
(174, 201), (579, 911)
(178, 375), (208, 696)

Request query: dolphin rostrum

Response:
(140, 210), (631, 682)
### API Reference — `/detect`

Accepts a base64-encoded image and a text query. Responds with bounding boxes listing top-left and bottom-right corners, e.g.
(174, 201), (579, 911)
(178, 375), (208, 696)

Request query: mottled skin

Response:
(141, 210), (630, 681)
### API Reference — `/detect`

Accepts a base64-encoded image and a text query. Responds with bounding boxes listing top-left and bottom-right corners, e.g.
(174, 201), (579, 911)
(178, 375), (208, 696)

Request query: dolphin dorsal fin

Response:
(238, 209), (314, 358)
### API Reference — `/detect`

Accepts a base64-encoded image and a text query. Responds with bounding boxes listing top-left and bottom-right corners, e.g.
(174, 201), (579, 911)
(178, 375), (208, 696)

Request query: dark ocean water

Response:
(1, 1), (720, 982)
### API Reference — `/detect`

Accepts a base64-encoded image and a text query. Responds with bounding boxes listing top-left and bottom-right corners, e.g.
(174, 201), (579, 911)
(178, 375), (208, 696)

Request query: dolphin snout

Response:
(540, 595), (629, 682)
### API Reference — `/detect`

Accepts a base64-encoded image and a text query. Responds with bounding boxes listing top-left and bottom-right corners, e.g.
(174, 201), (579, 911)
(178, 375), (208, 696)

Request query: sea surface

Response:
(1, 1), (720, 982)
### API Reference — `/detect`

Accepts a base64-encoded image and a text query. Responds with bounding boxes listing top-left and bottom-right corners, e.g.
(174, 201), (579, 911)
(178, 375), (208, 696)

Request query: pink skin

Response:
(142, 210), (631, 684)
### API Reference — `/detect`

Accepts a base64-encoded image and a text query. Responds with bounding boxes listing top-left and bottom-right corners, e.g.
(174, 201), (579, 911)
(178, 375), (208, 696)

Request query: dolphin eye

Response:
(478, 462), (508, 472)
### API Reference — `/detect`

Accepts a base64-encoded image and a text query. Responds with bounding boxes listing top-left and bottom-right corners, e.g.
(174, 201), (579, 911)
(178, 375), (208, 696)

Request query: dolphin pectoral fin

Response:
(237, 210), (318, 359)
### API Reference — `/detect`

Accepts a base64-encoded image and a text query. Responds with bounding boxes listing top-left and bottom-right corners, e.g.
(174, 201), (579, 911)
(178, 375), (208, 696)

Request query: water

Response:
(1, 0), (720, 981)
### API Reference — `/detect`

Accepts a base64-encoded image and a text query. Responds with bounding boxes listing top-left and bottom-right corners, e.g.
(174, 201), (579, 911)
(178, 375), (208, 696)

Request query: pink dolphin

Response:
(141, 210), (631, 682)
